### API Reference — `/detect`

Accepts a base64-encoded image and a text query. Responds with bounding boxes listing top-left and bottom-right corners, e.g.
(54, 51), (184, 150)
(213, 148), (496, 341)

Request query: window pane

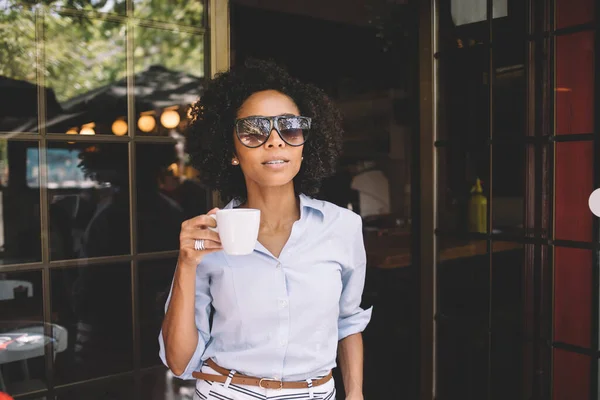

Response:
(139, 258), (177, 367)
(490, 241), (525, 399)
(556, 0), (595, 29)
(553, 247), (592, 348)
(493, 66), (526, 135)
(556, 31), (594, 135)
(44, 14), (128, 136)
(135, 144), (190, 254)
(0, 270), (47, 396)
(0, 7), (39, 134)
(51, 263), (132, 385)
(450, 0), (508, 26)
(0, 140), (42, 264)
(133, 0), (205, 27)
(552, 349), (590, 400)
(436, 46), (490, 144)
(47, 0), (126, 15)
(47, 142), (130, 260)
(554, 141), (593, 242)
(436, 240), (489, 397)
(491, 144), (526, 236)
(133, 26), (204, 137)
(437, 145), (490, 234)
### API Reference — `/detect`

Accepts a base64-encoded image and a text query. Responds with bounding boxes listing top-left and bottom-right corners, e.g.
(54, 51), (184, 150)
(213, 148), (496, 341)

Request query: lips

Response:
(262, 159), (289, 165)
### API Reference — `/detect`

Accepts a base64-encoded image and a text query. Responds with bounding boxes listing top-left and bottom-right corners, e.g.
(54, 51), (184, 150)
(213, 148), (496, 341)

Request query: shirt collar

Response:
(223, 193), (325, 220)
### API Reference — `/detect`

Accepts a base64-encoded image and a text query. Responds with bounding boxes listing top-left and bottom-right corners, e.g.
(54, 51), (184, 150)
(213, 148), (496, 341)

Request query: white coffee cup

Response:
(209, 209), (260, 255)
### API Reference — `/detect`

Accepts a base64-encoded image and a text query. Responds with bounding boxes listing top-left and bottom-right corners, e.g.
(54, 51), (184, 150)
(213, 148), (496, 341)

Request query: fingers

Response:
(179, 211), (223, 264)
(180, 227), (221, 243)
(183, 212), (218, 229)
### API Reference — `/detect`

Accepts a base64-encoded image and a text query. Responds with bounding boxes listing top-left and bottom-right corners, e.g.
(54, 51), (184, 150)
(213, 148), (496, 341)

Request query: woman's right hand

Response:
(178, 208), (222, 269)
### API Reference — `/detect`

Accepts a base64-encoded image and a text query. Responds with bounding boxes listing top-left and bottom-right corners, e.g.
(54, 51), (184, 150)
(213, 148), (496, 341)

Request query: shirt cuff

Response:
(338, 306), (373, 341)
(158, 329), (205, 380)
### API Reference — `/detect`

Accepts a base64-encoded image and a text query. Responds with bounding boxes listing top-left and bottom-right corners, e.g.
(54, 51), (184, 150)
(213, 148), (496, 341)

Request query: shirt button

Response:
(279, 300), (288, 308)
(276, 262), (282, 269)
(279, 339), (286, 347)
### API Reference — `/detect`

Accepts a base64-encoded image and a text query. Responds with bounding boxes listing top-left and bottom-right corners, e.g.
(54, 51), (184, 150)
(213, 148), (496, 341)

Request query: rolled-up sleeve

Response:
(158, 263), (212, 380)
(338, 214), (373, 341)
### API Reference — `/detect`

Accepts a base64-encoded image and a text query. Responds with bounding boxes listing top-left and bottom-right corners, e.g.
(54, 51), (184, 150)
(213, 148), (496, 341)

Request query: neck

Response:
(243, 183), (300, 230)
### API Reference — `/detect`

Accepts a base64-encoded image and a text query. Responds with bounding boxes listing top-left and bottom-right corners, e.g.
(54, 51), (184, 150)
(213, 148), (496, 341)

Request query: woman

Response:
(159, 59), (372, 400)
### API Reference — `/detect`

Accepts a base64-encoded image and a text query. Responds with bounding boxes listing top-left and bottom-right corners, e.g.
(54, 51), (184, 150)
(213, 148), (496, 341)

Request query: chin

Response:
(251, 174), (297, 190)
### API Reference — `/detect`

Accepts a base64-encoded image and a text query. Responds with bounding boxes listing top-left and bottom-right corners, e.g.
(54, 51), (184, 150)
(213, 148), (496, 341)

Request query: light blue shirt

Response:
(159, 194), (373, 381)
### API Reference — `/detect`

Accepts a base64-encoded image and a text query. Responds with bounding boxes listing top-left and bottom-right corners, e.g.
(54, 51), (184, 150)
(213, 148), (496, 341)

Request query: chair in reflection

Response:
(0, 322), (68, 395)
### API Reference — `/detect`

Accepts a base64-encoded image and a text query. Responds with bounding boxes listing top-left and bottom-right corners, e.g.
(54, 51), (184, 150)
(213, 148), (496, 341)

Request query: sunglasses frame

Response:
(234, 115), (312, 148)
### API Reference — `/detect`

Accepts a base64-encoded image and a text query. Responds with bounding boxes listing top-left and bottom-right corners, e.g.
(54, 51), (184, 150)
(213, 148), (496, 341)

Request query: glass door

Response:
(425, 0), (598, 398)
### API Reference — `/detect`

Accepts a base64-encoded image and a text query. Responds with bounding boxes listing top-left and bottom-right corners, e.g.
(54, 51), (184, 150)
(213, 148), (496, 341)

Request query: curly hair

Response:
(185, 59), (344, 202)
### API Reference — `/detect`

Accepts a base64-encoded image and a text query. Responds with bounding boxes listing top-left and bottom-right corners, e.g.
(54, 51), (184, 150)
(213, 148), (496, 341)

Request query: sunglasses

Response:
(235, 115), (311, 148)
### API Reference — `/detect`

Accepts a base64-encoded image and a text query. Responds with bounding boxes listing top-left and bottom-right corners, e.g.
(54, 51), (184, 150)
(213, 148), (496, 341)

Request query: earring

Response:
(232, 159), (239, 165)
(301, 157), (304, 161)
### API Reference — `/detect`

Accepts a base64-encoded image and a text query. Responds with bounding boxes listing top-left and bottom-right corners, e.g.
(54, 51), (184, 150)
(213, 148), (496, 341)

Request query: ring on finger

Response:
(194, 239), (205, 251)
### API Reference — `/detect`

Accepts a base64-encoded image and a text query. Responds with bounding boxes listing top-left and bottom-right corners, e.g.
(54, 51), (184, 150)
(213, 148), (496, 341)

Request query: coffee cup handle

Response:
(208, 214), (218, 232)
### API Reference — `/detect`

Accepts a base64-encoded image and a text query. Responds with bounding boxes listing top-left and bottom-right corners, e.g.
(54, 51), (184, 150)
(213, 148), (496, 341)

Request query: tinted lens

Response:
(237, 118), (270, 147)
(278, 116), (309, 146)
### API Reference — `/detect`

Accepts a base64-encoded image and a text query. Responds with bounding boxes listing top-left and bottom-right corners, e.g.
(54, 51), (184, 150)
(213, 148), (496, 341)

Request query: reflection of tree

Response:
(0, 0), (204, 102)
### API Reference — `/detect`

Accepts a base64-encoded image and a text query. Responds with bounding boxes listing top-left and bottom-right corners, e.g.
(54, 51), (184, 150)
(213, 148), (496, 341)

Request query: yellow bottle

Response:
(468, 178), (487, 233)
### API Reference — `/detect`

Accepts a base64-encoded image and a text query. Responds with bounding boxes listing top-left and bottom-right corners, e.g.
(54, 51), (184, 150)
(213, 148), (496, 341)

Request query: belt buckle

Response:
(258, 377), (283, 390)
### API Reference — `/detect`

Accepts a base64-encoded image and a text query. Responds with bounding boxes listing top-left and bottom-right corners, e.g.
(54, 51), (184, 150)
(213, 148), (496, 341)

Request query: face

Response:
(233, 90), (304, 191)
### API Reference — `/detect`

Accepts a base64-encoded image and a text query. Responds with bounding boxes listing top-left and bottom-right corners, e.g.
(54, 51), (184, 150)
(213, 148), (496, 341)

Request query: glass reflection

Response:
(134, 26), (204, 79)
(133, 0), (204, 26)
(553, 349), (591, 399)
(556, 0), (595, 29)
(133, 26), (204, 137)
(47, 142), (130, 260)
(0, 7), (39, 133)
(554, 247), (593, 348)
(51, 263), (133, 384)
(0, 270), (47, 396)
(0, 140), (41, 264)
(436, 240), (489, 398)
(48, 0), (127, 14)
(43, 14), (127, 136)
(436, 145), (491, 234)
(556, 31), (594, 135)
(490, 241), (524, 398)
(136, 144), (203, 253)
(491, 144), (525, 236)
(555, 141), (594, 242)
(139, 258), (177, 367)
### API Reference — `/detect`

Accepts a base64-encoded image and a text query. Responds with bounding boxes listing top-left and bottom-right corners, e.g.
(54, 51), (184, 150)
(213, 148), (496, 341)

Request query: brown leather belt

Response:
(192, 358), (333, 390)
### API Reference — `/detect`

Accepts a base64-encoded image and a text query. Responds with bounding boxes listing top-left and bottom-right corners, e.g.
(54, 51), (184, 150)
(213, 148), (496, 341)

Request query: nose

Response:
(265, 127), (285, 148)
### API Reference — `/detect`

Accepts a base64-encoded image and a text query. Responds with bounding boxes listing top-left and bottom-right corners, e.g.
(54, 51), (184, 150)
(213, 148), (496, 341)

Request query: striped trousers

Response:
(193, 363), (337, 400)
